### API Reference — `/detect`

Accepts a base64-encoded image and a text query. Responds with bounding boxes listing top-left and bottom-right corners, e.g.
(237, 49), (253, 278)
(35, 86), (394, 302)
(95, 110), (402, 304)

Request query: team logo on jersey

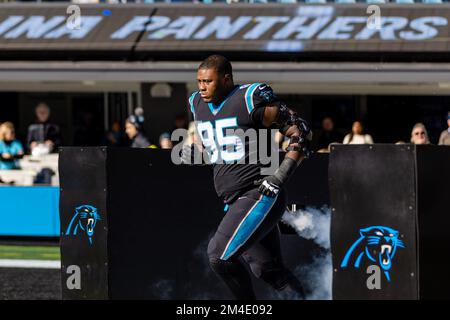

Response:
(65, 205), (101, 245)
(340, 226), (405, 282)
(258, 85), (276, 103)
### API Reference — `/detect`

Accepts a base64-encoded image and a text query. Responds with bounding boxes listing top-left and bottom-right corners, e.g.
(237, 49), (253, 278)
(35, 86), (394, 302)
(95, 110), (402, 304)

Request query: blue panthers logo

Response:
(65, 205), (100, 245)
(258, 85), (277, 103)
(341, 226), (405, 282)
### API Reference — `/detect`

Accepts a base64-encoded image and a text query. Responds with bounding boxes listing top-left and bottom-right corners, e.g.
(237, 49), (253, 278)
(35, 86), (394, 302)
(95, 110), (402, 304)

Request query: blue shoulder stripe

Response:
(244, 83), (261, 114)
(189, 91), (198, 115)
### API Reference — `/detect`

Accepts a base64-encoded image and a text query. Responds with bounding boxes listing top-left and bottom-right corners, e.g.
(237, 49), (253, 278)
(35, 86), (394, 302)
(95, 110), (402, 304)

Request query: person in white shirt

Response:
(343, 121), (374, 144)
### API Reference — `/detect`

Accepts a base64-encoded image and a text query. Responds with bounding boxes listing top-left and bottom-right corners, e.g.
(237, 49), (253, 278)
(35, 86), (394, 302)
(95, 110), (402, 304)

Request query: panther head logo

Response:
(65, 205), (100, 245)
(340, 226), (405, 282)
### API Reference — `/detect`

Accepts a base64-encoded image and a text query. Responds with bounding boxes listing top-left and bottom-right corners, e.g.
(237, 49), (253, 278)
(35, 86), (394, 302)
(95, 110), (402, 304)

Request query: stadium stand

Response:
(0, 154), (58, 186)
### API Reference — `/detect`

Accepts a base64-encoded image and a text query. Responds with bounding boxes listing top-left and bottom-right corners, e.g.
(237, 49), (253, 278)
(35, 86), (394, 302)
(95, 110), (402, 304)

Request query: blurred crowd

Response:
(309, 113), (450, 153)
(0, 101), (449, 175)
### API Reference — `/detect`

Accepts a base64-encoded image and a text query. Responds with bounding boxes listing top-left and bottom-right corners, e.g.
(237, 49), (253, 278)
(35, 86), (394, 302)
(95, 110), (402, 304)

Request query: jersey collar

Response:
(207, 85), (239, 116)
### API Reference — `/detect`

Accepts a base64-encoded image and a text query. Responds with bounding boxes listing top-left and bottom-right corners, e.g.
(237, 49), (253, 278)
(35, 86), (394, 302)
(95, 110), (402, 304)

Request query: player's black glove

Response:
(254, 157), (298, 198)
(287, 117), (312, 158)
(180, 143), (210, 165)
(254, 175), (282, 198)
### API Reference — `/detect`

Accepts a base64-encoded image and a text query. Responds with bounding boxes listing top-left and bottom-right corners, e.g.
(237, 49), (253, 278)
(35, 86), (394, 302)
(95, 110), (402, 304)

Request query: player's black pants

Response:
(207, 187), (305, 300)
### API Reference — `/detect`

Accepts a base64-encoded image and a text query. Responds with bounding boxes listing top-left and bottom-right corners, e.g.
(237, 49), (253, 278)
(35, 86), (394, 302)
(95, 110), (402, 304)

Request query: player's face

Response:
(197, 68), (227, 103)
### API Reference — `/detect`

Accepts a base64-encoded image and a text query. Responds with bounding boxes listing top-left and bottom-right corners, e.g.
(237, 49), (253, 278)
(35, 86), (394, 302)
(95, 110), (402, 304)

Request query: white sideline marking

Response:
(0, 259), (60, 269)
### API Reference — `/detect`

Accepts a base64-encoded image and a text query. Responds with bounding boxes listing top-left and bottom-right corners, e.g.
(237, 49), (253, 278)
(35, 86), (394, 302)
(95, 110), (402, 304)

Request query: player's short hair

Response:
(198, 55), (233, 78)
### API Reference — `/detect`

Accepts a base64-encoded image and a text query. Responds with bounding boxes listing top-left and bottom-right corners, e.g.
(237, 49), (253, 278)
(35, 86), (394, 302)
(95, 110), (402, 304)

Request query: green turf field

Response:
(0, 245), (60, 260)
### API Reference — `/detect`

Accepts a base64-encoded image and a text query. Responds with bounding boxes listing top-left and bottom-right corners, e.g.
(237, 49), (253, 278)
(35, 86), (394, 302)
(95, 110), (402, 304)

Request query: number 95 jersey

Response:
(188, 83), (280, 202)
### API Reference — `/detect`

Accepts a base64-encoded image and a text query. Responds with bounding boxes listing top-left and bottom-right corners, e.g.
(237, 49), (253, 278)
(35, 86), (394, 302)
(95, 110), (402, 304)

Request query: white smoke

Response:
(281, 206), (331, 249)
(150, 279), (175, 300)
(281, 206), (332, 300)
(294, 252), (332, 300)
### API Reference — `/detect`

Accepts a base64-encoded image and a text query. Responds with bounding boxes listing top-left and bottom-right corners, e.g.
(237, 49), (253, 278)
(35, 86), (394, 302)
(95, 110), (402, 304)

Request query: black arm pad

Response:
(273, 156), (299, 185)
(250, 106), (266, 127)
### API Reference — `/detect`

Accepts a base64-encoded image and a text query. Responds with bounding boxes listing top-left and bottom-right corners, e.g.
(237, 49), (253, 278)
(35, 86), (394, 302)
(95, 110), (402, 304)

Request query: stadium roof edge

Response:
(0, 61), (450, 83)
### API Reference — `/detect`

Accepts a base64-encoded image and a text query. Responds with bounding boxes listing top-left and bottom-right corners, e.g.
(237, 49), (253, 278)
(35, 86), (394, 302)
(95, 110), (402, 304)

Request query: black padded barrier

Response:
(59, 148), (329, 299)
(330, 144), (450, 300)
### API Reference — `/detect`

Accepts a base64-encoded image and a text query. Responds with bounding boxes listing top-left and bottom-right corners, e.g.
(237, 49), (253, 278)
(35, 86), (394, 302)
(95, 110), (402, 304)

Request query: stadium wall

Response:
(0, 186), (60, 237)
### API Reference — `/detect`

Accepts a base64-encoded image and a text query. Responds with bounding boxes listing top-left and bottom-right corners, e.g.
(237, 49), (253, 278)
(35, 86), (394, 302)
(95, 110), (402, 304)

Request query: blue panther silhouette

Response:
(341, 226), (405, 282)
(65, 205), (100, 245)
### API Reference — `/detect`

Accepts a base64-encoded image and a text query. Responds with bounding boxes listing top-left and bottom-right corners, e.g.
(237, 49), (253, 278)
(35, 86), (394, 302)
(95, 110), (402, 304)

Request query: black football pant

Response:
(207, 187), (305, 300)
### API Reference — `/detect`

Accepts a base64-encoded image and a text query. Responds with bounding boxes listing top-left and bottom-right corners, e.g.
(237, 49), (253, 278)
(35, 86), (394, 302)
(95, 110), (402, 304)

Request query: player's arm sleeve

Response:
(188, 91), (198, 121)
(186, 92), (204, 148)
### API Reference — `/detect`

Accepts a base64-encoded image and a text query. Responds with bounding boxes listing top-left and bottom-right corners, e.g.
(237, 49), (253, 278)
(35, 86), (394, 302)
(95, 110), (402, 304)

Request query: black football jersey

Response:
(188, 83), (280, 201)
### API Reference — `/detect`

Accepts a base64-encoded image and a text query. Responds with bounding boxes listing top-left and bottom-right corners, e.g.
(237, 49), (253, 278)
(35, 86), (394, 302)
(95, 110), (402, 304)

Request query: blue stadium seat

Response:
(394, 0), (414, 3)
(278, 0), (297, 3)
(335, 0), (356, 3)
(365, 0), (386, 3)
(422, 0), (443, 3)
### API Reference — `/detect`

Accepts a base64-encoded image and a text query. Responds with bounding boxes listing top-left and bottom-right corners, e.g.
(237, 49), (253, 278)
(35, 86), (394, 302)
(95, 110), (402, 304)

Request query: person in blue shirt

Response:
(0, 122), (24, 170)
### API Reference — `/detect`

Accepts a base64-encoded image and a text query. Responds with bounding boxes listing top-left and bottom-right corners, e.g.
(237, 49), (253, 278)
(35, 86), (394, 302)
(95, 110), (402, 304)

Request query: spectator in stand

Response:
(313, 116), (342, 151)
(27, 102), (61, 156)
(343, 121), (374, 145)
(159, 132), (173, 149)
(438, 112), (450, 146)
(185, 121), (203, 146)
(125, 113), (156, 148)
(410, 122), (431, 145)
(104, 121), (126, 147)
(0, 122), (24, 170)
(172, 114), (188, 133)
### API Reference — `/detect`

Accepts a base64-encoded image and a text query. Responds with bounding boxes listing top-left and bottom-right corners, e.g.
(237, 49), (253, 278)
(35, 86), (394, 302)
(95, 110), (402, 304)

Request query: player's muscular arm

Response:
(262, 106), (304, 163)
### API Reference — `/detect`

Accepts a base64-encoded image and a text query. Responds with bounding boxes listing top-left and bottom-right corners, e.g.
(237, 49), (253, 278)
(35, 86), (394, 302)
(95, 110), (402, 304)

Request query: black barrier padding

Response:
(106, 149), (227, 299)
(286, 153), (330, 208)
(60, 147), (330, 299)
(59, 147), (109, 299)
(330, 145), (418, 300)
(416, 145), (450, 300)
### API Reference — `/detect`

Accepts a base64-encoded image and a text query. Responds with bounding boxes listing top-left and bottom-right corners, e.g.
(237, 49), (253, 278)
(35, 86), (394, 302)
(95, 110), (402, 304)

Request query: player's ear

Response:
(224, 73), (232, 84)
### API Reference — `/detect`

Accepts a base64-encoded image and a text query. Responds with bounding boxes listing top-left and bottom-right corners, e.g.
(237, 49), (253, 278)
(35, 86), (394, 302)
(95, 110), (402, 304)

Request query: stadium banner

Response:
(0, 4), (449, 55)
